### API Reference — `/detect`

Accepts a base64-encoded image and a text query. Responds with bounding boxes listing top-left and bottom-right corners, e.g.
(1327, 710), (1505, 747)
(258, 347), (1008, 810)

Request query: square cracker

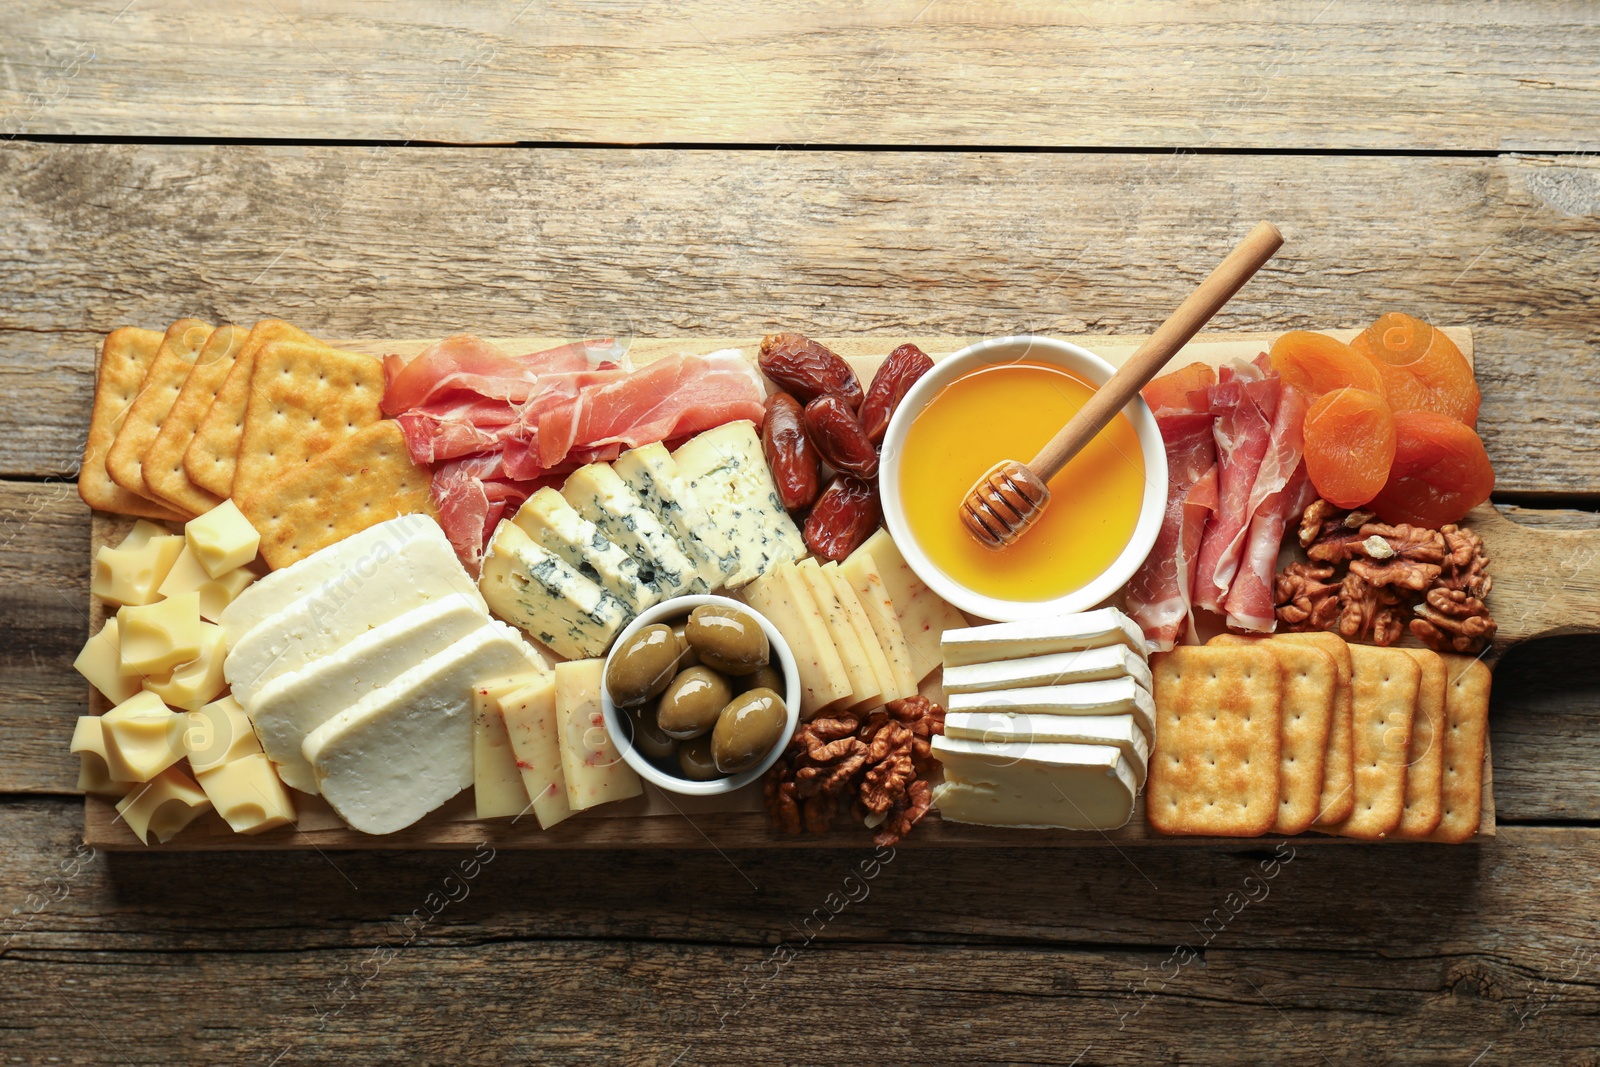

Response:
(79, 327), (187, 521)
(1264, 642), (1335, 834)
(236, 420), (436, 569)
(1426, 655), (1491, 843)
(1325, 645), (1419, 840)
(184, 320), (320, 499)
(231, 339), (386, 503)
(144, 323), (250, 516)
(105, 319), (214, 515)
(1147, 645), (1283, 837)
(1395, 648), (1448, 839)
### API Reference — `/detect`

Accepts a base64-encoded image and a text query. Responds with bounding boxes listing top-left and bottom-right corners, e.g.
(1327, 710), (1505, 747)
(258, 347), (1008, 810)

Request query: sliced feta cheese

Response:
(479, 520), (632, 660)
(743, 564), (851, 716)
(947, 677), (1156, 738)
(554, 659), (642, 811)
(304, 621), (544, 834)
(943, 711), (1150, 785)
(613, 442), (738, 590)
(940, 607), (1149, 669)
(512, 488), (660, 615)
(942, 644), (1153, 696)
(932, 736), (1139, 830)
(245, 593), (493, 793)
(561, 463), (702, 597)
(671, 421), (804, 587)
(850, 528), (966, 682)
(795, 558), (882, 711)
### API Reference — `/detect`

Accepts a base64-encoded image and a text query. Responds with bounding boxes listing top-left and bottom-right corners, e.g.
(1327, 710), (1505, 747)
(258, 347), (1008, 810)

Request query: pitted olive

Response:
(684, 605), (769, 676)
(737, 665), (784, 697)
(670, 622), (700, 669)
(677, 736), (721, 781)
(626, 705), (677, 761)
(655, 666), (734, 740)
(711, 687), (788, 774)
(605, 624), (680, 708)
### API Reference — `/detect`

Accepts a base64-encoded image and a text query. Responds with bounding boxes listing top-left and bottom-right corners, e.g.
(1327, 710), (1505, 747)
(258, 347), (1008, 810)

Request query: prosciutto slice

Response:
(1193, 358), (1282, 613)
(1221, 385), (1311, 631)
(382, 335), (602, 414)
(1124, 411), (1220, 651)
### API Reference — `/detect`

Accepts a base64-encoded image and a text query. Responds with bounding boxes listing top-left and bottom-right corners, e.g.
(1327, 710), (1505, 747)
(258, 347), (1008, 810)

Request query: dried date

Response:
(803, 395), (879, 480)
(804, 475), (881, 562)
(761, 392), (821, 512)
(859, 342), (934, 445)
(759, 333), (864, 409)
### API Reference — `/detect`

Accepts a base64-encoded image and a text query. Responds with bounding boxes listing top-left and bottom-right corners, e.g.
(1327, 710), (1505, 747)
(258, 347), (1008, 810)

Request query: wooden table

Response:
(5, 4), (1600, 1062)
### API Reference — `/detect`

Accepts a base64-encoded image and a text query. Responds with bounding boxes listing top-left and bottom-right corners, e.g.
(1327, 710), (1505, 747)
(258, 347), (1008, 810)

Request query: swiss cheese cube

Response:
(101, 691), (186, 782)
(91, 534), (186, 607)
(115, 766), (212, 845)
(196, 753), (296, 834)
(183, 695), (263, 774)
(158, 545), (257, 622)
(70, 716), (128, 796)
(73, 618), (142, 704)
(144, 621), (227, 712)
(473, 674), (543, 820)
(554, 659), (642, 812)
(118, 519), (171, 551)
(499, 673), (572, 829)
(185, 499), (261, 578)
(118, 592), (203, 675)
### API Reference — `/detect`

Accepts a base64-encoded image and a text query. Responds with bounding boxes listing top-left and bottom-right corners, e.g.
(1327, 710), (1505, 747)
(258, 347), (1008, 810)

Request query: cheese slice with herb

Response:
(479, 520), (632, 659)
(795, 558), (882, 710)
(822, 560), (911, 705)
(472, 673), (544, 820)
(672, 421), (804, 587)
(932, 736), (1139, 830)
(743, 564), (851, 716)
(554, 658), (642, 811)
(851, 528), (966, 682)
(499, 673), (572, 829)
(613, 442), (737, 590)
(943, 711), (1150, 785)
(512, 487), (660, 616)
(940, 607), (1148, 669)
(948, 677), (1156, 738)
(942, 644), (1153, 696)
(562, 463), (702, 596)
(837, 551), (919, 699)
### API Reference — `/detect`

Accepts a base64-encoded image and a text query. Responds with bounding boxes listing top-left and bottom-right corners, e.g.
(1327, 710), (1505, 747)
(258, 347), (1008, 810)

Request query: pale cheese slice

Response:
(942, 644), (1153, 696)
(852, 528), (965, 682)
(941, 607), (1149, 668)
(948, 677), (1156, 738)
(512, 487), (661, 615)
(795, 558), (882, 710)
(943, 711), (1150, 785)
(499, 673), (572, 829)
(838, 551), (919, 698)
(743, 564), (851, 717)
(822, 560), (910, 705)
(553, 659), (642, 812)
(932, 736), (1139, 830)
(472, 673), (544, 820)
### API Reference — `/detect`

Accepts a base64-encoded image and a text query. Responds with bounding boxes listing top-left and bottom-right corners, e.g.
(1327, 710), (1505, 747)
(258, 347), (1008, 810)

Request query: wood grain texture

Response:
(4, 144), (1599, 492)
(4, 2), (1600, 150)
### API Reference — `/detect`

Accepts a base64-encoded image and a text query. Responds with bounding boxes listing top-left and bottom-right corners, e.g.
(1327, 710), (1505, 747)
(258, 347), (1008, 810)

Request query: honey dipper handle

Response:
(1028, 221), (1284, 482)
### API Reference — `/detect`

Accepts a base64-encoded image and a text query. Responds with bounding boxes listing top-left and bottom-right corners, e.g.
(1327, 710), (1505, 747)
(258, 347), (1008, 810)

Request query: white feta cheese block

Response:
(224, 530), (491, 706)
(479, 520), (632, 660)
(943, 711), (1150, 785)
(947, 677), (1156, 739)
(942, 644), (1153, 696)
(245, 593), (493, 794)
(613, 441), (738, 590)
(303, 621), (544, 835)
(672, 421), (804, 587)
(932, 736), (1139, 830)
(512, 488), (660, 616)
(940, 607), (1149, 669)
(561, 463), (702, 597)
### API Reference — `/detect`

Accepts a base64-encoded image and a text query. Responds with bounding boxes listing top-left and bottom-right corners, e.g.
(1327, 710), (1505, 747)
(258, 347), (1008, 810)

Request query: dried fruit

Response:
(804, 395), (879, 480)
(1302, 387), (1397, 508)
(1368, 410), (1494, 528)
(761, 392), (821, 512)
(1141, 361), (1217, 413)
(803, 475), (880, 562)
(1351, 313), (1481, 426)
(1269, 331), (1386, 400)
(860, 342), (934, 444)
(758, 333), (864, 409)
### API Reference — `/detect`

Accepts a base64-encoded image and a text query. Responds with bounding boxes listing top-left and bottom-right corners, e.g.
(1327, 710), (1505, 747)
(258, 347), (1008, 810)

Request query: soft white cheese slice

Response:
(512, 488), (661, 615)
(940, 607), (1149, 668)
(303, 621), (544, 835)
(245, 593), (494, 794)
(223, 528), (489, 706)
(931, 736), (1139, 830)
(947, 677), (1156, 738)
(943, 711), (1150, 785)
(942, 643), (1153, 695)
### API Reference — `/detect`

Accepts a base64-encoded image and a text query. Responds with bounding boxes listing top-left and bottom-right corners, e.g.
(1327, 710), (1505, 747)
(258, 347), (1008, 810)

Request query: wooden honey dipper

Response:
(959, 221), (1285, 549)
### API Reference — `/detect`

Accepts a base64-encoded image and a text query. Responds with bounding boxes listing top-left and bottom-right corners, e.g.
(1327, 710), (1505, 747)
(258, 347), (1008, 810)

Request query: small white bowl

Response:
(600, 594), (802, 796)
(878, 334), (1169, 622)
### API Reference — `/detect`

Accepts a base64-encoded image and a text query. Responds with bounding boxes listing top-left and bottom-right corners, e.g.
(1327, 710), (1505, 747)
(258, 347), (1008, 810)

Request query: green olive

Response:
(711, 687), (789, 775)
(655, 666), (734, 740)
(671, 622), (700, 669)
(626, 705), (677, 761)
(605, 625), (680, 708)
(737, 665), (784, 697)
(685, 605), (769, 676)
(677, 736), (722, 781)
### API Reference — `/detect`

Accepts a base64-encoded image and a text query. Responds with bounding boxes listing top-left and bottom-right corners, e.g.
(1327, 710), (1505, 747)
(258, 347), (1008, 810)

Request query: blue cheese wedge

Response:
(671, 421), (804, 588)
(561, 463), (701, 597)
(932, 736), (1139, 830)
(947, 677), (1156, 738)
(943, 711), (1150, 785)
(942, 644), (1153, 696)
(613, 442), (738, 591)
(512, 487), (660, 616)
(479, 521), (632, 660)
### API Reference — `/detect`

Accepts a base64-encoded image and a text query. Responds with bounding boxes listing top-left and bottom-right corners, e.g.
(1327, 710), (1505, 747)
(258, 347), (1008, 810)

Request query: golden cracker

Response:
(1148, 645), (1282, 838)
(79, 327), (187, 521)
(1394, 648), (1448, 839)
(1264, 642), (1335, 835)
(183, 320), (320, 498)
(237, 420), (435, 569)
(104, 319), (213, 515)
(1325, 645), (1419, 840)
(231, 339), (384, 503)
(1427, 655), (1491, 843)
(144, 324), (250, 516)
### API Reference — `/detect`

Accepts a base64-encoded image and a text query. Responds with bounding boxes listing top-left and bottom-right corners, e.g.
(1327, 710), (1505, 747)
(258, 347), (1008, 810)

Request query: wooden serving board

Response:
(83, 328), (1568, 850)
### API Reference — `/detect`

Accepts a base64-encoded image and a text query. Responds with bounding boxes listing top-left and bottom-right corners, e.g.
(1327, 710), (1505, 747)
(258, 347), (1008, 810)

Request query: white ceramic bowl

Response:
(879, 334), (1169, 622)
(600, 594), (802, 796)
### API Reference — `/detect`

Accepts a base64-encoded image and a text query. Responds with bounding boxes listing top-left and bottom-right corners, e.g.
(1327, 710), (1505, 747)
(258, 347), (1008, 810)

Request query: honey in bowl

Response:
(898, 362), (1146, 603)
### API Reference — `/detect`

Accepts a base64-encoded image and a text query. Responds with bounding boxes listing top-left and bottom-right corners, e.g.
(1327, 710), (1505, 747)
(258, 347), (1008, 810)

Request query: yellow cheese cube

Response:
(183, 695), (262, 774)
(143, 622), (227, 712)
(73, 618), (142, 704)
(119, 519), (172, 551)
(157, 545), (258, 622)
(115, 766), (212, 845)
(196, 753), (295, 834)
(473, 674), (542, 820)
(69, 716), (130, 796)
(118, 591), (203, 675)
(101, 691), (185, 782)
(90, 534), (186, 607)
(185, 499), (261, 578)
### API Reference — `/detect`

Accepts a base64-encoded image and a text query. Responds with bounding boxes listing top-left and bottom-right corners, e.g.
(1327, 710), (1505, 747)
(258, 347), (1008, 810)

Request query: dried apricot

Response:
(1302, 387), (1397, 509)
(1369, 410), (1494, 527)
(1141, 362), (1215, 413)
(1268, 331), (1385, 399)
(1351, 313), (1480, 426)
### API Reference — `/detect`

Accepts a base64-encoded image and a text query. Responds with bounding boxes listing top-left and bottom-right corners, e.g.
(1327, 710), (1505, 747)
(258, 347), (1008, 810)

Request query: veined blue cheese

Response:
(561, 463), (701, 597)
(479, 521), (631, 659)
(671, 421), (804, 587)
(512, 487), (659, 616)
(612, 442), (737, 591)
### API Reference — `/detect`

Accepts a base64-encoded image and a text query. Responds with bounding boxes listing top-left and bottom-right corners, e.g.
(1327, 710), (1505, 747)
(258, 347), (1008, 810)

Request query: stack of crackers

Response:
(79, 319), (435, 569)
(1146, 633), (1490, 842)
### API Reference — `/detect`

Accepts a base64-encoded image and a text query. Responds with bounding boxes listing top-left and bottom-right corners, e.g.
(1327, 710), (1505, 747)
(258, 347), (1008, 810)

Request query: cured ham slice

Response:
(430, 454), (550, 570)
(1193, 359), (1282, 613)
(382, 335), (602, 414)
(1124, 411), (1219, 651)
(1222, 385), (1311, 631)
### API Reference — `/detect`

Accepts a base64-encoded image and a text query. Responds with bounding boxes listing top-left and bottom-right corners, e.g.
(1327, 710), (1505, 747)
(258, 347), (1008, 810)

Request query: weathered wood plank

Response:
(3, 145), (1599, 489)
(3, 2), (1599, 150)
